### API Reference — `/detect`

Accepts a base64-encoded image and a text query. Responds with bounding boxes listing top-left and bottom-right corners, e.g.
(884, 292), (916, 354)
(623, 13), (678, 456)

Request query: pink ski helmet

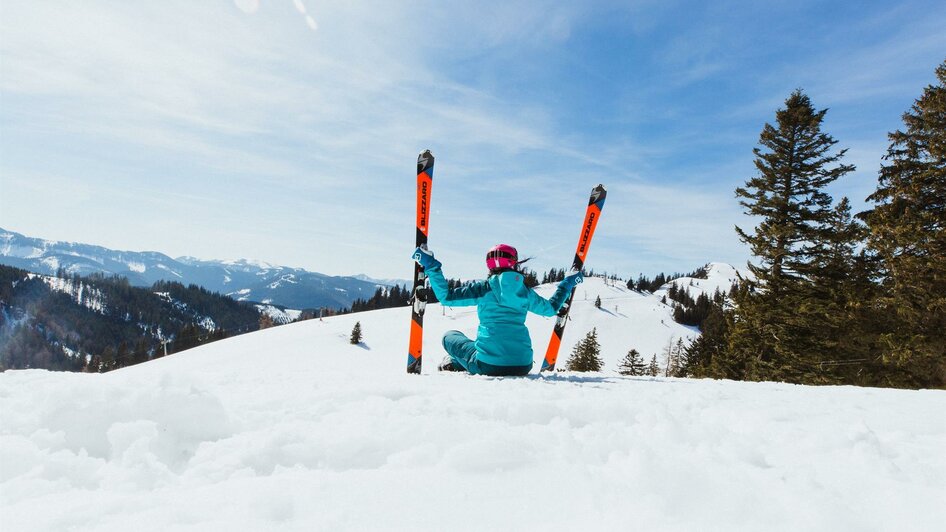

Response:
(486, 244), (518, 271)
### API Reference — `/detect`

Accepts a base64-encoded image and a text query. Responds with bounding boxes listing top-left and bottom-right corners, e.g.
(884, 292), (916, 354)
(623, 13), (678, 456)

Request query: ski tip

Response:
(417, 150), (435, 174)
(589, 184), (607, 206)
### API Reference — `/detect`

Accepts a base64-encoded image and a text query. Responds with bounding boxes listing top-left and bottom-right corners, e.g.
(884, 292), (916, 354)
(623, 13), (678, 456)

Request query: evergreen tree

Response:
(115, 341), (129, 370)
(648, 354), (659, 377)
(350, 321), (363, 345)
(683, 301), (734, 379)
(522, 269), (539, 288)
(730, 90), (855, 383)
(617, 348), (646, 376)
(735, 89), (855, 293)
(132, 337), (150, 365)
(862, 60), (946, 388)
(594, 295), (602, 308)
(801, 197), (877, 384)
(565, 328), (604, 372)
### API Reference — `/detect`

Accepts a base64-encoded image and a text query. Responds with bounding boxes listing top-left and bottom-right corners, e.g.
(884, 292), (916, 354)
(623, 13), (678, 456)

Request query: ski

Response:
(541, 184), (607, 372)
(407, 150), (434, 374)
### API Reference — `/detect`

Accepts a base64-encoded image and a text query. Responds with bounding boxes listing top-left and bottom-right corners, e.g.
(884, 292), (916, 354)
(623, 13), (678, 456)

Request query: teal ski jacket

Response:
(426, 266), (572, 367)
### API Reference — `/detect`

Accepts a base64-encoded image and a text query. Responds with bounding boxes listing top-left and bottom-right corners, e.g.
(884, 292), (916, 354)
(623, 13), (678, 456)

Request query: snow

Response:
(352, 273), (410, 287)
(0, 231), (45, 258)
(220, 258), (277, 271)
(267, 274), (298, 290)
(154, 263), (183, 278)
(256, 304), (302, 325)
(40, 256), (60, 270)
(533, 278), (697, 364)
(227, 288), (253, 302)
(1, 277), (944, 531)
(653, 261), (745, 301)
(125, 261), (146, 273)
(35, 274), (107, 314)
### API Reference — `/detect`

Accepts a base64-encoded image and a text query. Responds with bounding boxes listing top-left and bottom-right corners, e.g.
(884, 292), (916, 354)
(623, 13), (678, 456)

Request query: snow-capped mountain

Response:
(0, 228), (403, 310)
(2, 274), (942, 531)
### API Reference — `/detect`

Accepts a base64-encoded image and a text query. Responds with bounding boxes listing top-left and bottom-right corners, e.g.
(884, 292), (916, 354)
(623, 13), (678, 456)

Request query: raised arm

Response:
(427, 266), (489, 307)
(527, 269), (583, 316)
(413, 246), (487, 307)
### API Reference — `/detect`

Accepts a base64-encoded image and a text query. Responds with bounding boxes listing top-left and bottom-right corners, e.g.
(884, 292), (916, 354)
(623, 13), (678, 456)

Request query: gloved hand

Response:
(560, 269), (583, 290)
(412, 244), (442, 270)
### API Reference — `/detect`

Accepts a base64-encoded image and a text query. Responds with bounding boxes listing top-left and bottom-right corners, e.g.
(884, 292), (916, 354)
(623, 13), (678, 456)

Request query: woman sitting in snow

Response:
(412, 243), (582, 376)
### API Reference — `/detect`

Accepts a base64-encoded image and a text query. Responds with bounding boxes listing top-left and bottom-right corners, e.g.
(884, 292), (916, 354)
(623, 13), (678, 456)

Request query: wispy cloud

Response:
(1, 0), (942, 279)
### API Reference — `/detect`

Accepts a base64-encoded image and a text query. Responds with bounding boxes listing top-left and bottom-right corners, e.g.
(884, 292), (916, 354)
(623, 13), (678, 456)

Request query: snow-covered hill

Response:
(0, 228), (401, 310)
(2, 274), (944, 531)
(654, 261), (744, 300)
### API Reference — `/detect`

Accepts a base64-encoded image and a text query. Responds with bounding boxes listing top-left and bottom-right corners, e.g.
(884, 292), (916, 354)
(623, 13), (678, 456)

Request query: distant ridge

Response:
(0, 228), (406, 310)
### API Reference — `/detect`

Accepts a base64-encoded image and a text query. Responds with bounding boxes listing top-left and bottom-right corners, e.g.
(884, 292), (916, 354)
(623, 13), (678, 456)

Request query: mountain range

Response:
(0, 228), (405, 310)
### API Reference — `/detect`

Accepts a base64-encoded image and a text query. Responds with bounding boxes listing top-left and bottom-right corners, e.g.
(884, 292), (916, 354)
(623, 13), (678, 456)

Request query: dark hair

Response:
(488, 257), (532, 277)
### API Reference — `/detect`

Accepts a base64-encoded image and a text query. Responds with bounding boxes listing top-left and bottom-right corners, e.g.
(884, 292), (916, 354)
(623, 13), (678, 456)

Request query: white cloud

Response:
(233, 0), (260, 14)
(8, 1), (927, 279)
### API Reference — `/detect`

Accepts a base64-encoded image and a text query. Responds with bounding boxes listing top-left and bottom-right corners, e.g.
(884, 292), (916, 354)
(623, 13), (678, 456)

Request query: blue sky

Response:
(1, 1), (944, 280)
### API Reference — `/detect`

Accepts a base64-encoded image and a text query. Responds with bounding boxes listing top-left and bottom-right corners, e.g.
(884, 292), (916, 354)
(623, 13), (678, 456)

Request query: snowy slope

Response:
(2, 278), (944, 531)
(654, 261), (744, 300)
(533, 277), (699, 366)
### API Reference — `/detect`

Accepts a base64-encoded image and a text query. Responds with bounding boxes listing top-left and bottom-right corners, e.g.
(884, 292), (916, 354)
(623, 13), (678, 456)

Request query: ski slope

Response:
(2, 276), (944, 531)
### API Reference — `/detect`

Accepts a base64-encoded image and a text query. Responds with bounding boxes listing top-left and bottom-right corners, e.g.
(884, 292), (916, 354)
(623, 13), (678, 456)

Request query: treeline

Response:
(0, 266), (264, 372)
(545, 265), (723, 330)
(666, 284), (730, 328)
(346, 280), (466, 313)
(684, 60), (946, 390)
(627, 266), (709, 293)
(348, 268), (542, 313)
(350, 285), (412, 312)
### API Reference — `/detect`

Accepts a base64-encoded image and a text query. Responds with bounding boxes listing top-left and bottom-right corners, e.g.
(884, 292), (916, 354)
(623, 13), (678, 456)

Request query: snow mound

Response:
(1, 277), (944, 531)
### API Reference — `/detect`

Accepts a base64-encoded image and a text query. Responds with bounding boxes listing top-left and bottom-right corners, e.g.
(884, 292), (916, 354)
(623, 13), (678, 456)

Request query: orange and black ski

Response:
(407, 150), (434, 374)
(541, 184), (607, 372)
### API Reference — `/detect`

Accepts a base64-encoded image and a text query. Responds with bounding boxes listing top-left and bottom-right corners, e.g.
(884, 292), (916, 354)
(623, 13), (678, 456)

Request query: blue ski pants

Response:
(442, 330), (532, 377)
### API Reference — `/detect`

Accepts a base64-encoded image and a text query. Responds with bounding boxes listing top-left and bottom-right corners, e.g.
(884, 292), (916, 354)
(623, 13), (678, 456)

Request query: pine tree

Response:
(862, 60), (946, 388)
(683, 300), (734, 379)
(735, 89), (855, 293)
(730, 90), (855, 383)
(132, 337), (150, 365)
(594, 295), (602, 308)
(350, 321), (363, 345)
(617, 348), (646, 376)
(648, 354), (659, 377)
(565, 328), (604, 372)
(801, 197), (876, 384)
